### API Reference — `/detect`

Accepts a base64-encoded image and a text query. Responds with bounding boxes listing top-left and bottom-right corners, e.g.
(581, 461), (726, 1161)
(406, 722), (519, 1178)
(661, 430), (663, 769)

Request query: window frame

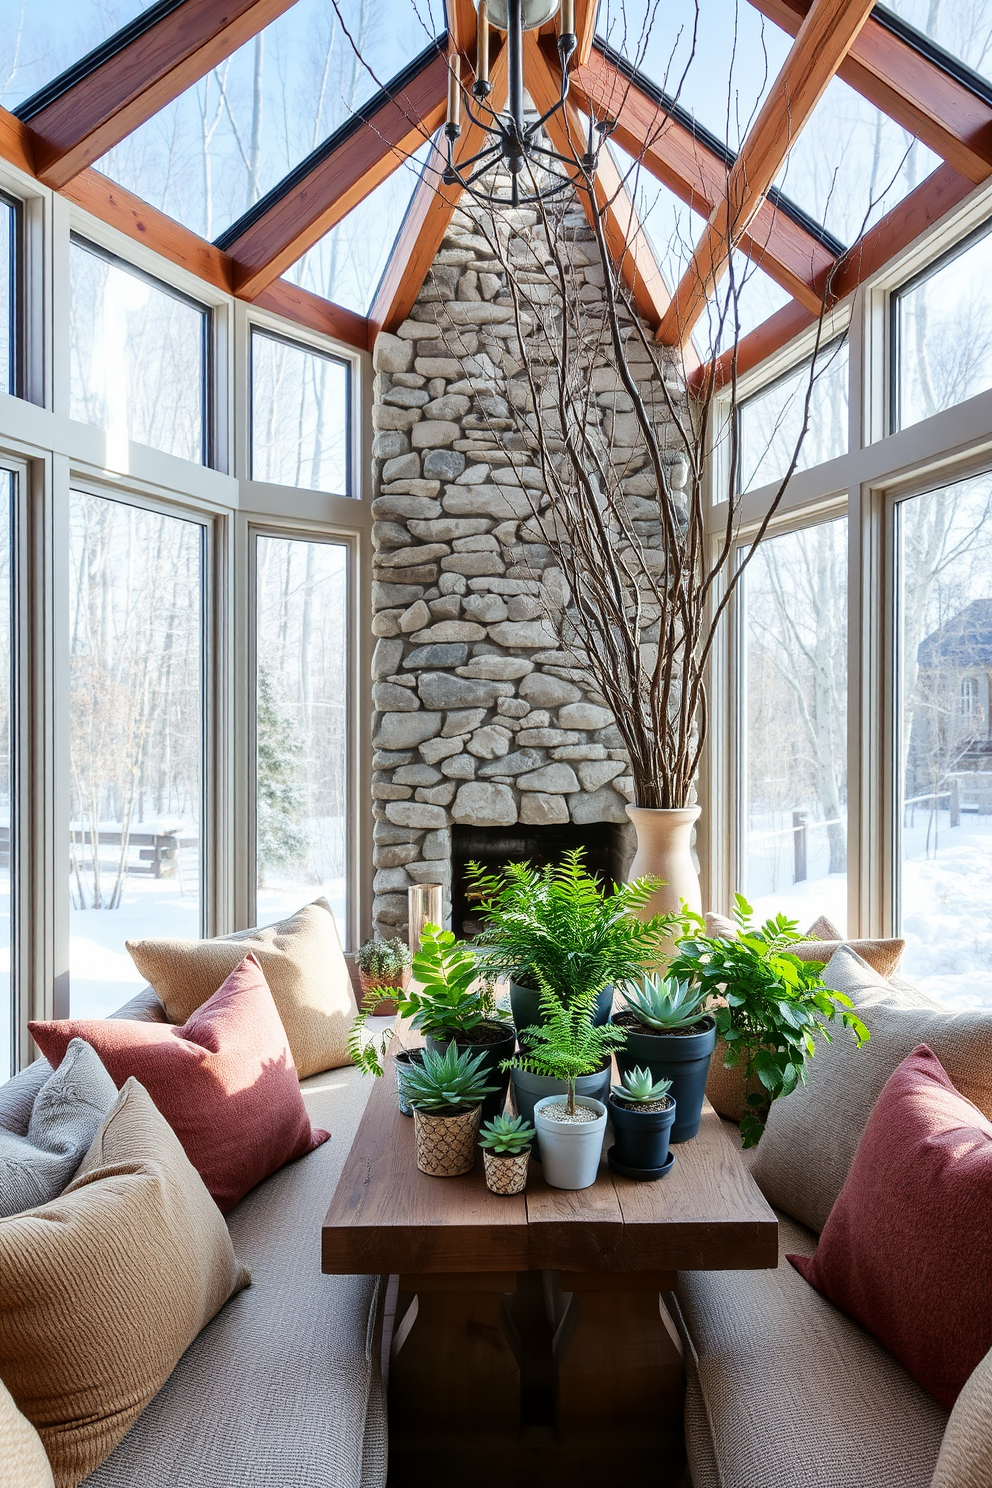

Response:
(736, 332), (850, 495)
(248, 325), (354, 498)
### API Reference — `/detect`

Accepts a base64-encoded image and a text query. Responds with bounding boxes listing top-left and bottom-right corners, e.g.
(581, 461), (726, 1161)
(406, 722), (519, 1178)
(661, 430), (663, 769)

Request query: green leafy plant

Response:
(610, 1066), (672, 1104)
(357, 936), (411, 981)
(668, 894), (870, 1148)
(400, 1040), (498, 1114)
(395, 923), (504, 1040)
(479, 1113), (536, 1155)
(620, 975), (710, 1031)
(504, 976), (628, 1117)
(346, 988), (401, 1078)
(467, 848), (686, 1005)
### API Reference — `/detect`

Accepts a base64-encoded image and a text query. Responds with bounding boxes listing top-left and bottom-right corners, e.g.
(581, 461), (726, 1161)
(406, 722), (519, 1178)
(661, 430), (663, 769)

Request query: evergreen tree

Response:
(256, 666), (309, 885)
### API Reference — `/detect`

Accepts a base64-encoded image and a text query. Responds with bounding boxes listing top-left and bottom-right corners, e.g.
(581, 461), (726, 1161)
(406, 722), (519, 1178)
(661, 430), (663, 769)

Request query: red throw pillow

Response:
(789, 1044), (992, 1408)
(30, 953), (328, 1213)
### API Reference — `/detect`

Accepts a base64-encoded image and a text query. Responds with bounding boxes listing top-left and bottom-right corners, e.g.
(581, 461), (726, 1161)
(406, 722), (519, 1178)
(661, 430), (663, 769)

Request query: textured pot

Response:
(534, 1096), (607, 1190)
(510, 980), (614, 1036)
(625, 804), (702, 919)
(425, 1022), (516, 1123)
(359, 963), (410, 1018)
(394, 1048), (422, 1118)
(483, 1148), (531, 1195)
(414, 1104), (481, 1177)
(609, 1094), (676, 1174)
(614, 1015), (717, 1142)
(509, 1061), (612, 1136)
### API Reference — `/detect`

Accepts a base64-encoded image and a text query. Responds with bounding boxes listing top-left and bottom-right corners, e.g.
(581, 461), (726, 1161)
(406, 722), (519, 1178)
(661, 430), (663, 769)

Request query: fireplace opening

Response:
(450, 821), (632, 940)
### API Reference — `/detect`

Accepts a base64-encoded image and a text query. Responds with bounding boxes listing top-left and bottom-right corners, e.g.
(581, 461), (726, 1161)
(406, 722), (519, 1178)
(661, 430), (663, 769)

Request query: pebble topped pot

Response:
(414, 1105), (481, 1177)
(509, 1061), (612, 1135)
(613, 1015), (717, 1143)
(510, 981), (614, 1036)
(534, 1096), (607, 1190)
(483, 1148), (531, 1195)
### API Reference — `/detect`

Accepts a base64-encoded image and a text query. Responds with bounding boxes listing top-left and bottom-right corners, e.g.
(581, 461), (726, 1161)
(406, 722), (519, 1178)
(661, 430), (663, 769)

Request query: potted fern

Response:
(467, 849), (678, 1035)
(667, 895), (870, 1148)
(608, 1067), (676, 1180)
(402, 1041), (498, 1178)
(612, 976), (717, 1142)
(356, 936), (412, 1015)
(505, 982), (627, 1189)
(479, 1114), (536, 1195)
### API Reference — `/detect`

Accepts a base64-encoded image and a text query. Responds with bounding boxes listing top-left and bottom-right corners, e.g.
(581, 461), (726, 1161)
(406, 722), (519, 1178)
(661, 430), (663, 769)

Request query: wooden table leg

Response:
(553, 1271), (684, 1442)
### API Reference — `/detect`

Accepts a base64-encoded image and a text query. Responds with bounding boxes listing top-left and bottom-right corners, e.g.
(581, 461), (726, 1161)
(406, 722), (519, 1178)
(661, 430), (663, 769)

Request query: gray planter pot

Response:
(509, 1061), (612, 1135)
(534, 1095), (607, 1190)
(510, 980), (614, 1036)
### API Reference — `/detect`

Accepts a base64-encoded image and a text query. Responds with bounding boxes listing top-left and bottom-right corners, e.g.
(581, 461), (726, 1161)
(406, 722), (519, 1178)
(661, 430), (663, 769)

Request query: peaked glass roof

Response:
(0, 0), (155, 110)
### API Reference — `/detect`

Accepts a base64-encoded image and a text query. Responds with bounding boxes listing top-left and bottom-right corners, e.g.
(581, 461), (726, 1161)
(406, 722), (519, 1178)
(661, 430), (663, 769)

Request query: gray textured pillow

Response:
(0, 1038), (118, 1217)
(750, 946), (992, 1234)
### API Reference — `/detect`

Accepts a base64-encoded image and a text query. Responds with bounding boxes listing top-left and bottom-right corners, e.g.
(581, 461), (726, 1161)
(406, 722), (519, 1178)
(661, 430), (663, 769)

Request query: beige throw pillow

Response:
(127, 897), (357, 1079)
(931, 1344), (992, 1488)
(0, 1378), (53, 1488)
(0, 1080), (249, 1487)
(750, 946), (992, 1234)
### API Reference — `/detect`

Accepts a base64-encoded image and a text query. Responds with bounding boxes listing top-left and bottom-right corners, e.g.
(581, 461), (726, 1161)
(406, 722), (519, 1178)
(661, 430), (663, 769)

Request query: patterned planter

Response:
(359, 964), (411, 1018)
(483, 1148), (531, 1195)
(414, 1105), (482, 1177)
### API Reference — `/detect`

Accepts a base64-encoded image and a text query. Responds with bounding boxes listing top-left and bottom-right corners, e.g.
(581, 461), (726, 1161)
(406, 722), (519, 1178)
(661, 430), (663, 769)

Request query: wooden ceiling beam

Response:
(220, 47), (449, 300)
(369, 44), (510, 342)
(447, 0), (480, 55)
(749, 0), (992, 184)
(659, 0), (877, 348)
(19, 0), (299, 191)
(572, 0), (598, 66)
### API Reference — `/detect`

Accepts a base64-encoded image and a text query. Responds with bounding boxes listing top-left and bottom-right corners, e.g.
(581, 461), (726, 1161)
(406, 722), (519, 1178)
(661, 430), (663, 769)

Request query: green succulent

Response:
(396, 924), (505, 1040)
(504, 972), (627, 1117)
(620, 975), (710, 1032)
(400, 1040), (498, 1114)
(357, 936), (412, 979)
(479, 1114), (536, 1155)
(611, 1066), (672, 1104)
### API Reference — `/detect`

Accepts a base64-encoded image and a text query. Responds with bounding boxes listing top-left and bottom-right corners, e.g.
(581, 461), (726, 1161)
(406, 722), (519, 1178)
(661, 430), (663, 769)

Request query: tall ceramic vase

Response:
(625, 805), (702, 919)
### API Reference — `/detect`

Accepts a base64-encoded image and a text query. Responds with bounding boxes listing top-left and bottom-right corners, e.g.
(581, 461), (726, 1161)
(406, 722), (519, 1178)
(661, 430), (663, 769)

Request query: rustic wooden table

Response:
(323, 1057), (778, 1485)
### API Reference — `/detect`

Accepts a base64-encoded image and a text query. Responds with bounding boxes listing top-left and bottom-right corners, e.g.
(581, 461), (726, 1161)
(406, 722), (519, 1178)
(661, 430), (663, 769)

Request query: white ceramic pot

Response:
(625, 804), (702, 919)
(533, 1095), (607, 1190)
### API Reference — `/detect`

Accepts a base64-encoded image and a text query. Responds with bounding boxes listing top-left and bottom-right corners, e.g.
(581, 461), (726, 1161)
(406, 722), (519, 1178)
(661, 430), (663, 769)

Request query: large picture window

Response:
(250, 330), (350, 495)
(255, 534), (349, 943)
(69, 491), (204, 1017)
(739, 518), (849, 931)
(69, 237), (210, 464)
(896, 471), (992, 1002)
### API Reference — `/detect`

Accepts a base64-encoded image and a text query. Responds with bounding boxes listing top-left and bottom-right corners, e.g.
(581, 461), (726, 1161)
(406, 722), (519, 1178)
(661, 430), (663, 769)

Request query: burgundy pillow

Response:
(789, 1044), (992, 1408)
(30, 953), (328, 1213)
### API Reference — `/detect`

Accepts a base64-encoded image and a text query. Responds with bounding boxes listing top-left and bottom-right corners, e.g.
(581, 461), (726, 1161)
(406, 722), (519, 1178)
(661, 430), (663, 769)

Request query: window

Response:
(255, 535), (349, 944)
(739, 518), (848, 932)
(896, 471), (992, 1003)
(0, 473), (13, 1077)
(738, 340), (849, 492)
(251, 331), (350, 494)
(880, 2), (992, 90)
(69, 238), (209, 464)
(69, 492), (204, 1017)
(892, 223), (992, 432)
(0, 194), (17, 397)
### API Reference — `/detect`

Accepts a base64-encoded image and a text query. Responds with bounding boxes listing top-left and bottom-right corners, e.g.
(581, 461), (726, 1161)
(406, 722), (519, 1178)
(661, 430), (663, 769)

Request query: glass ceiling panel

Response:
(595, 0), (791, 151)
(0, 0), (155, 111)
(96, 0), (445, 243)
(773, 75), (941, 247)
(880, 1), (992, 88)
(285, 138), (436, 315)
(704, 249), (791, 356)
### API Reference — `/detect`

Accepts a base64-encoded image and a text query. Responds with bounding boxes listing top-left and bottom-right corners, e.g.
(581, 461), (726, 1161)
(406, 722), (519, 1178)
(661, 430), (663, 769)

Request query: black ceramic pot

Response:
(609, 1094), (676, 1175)
(425, 1021), (517, 1122)
(510, 980), (614, 1036)
(612, 1014), (717, 1143)
(394, 1048), (423, 1117)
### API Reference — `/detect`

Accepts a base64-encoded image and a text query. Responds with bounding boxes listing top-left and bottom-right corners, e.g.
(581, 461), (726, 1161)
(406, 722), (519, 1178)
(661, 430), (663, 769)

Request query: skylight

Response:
(881, 0), (992, 90)
(0, 0), (155, 111)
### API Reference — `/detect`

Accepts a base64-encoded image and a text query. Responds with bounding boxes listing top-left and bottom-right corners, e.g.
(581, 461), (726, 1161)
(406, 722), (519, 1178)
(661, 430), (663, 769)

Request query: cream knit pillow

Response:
(0, 1377), (53, 1488)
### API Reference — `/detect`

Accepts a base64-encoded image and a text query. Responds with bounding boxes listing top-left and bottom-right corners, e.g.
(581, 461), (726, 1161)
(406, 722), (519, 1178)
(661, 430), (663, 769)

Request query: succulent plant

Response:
(357, 936), (412, 979)
(400, 1040), (498, 1114)
(611, 1066), (673, 1104)
(478, 1113), (536, 1155)
(620, 975), (710, 1032)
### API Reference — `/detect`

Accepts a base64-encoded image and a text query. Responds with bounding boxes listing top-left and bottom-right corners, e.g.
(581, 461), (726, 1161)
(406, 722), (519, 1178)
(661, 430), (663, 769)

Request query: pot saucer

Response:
(606, 1146), (675, 1182)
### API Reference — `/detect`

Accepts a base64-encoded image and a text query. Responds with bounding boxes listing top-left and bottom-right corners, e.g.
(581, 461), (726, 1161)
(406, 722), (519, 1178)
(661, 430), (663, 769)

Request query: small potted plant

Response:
(478, 1114), (536, 1195)
(505, 983), (627, 1190)
(466, 849), (679, 1035)
(396, 923), (515, 1121)
(401, 1041), (498, 1177)
(667, 894), (870, 1148)
(356, 936), (412, 1015)
(612, 976), (716, 1142)
(346, 991), (422, 1115)
(607, 1066), (676, 1180)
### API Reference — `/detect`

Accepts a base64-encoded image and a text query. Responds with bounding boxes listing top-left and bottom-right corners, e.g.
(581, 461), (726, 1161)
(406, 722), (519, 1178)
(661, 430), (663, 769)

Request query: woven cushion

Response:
(790, 1045), (992, 1407)
(30, 955), (328, 1214)
(675, 1208), (947, 1488)
(0, 1079), (249, 1487)
(0, 1377), (54, 1488)
(0, 1040), (117, 1217)
(751, 947), (992, 1234)
(932, 1345), (992, 1488)
(125, 898), (356, 1079)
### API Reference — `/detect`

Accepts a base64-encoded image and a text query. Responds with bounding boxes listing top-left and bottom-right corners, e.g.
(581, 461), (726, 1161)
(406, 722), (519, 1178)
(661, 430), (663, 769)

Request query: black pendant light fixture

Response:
(442, 0), (613, 207)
